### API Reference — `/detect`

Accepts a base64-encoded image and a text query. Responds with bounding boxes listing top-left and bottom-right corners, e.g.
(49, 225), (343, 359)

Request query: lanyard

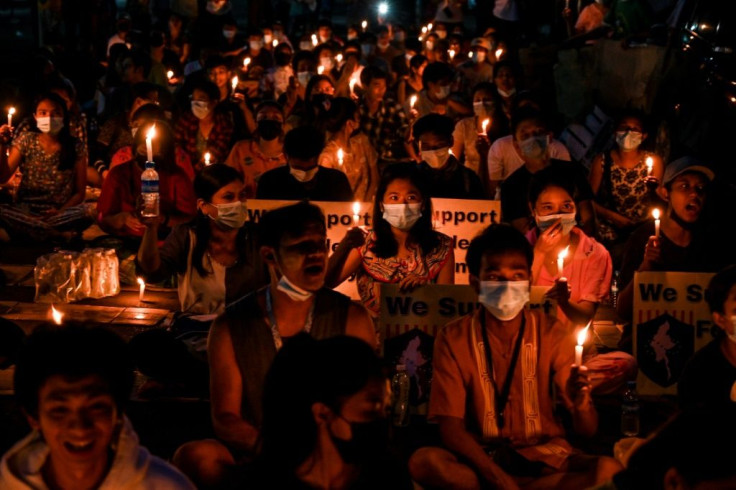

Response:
(265, 287), (315, 351)
(480, 310), (526, 430)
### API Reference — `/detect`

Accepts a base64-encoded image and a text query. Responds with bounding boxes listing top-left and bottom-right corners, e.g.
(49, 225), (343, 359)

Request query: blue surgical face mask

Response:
(536, 213), (577, 235)
(615, 131), (642, 151)
(519, 134), (549, 160)
(478, 280), (530, 321)
(277, 274), (313, 301)
(382, 203), (422, 230)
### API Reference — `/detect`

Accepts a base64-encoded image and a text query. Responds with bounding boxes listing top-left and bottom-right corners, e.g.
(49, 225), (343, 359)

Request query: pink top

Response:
(527, 227), (612, 326)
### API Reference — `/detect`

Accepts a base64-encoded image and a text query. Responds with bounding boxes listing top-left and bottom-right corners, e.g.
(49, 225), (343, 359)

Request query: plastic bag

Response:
(34, 248), (120, 303)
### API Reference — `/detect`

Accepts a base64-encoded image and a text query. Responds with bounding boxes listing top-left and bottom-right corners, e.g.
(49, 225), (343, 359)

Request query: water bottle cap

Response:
(145, 161), (155, 168)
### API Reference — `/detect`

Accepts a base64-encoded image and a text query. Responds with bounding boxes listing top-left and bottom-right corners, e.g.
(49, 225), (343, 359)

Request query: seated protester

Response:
(374, 26), (400, 67)
(396, 53), (427, 107)
(500, 108), (595, 236)
(262, 42), (294, 99)
(0, 92), (90, 242)
(166, 12), (191, 66)
(326, 163), (454, 316)
(413, 114), (486, 199)
(256, 126), (353, 202)
(357, 66), (413, 167)
(456, 38), (494, 97)
(527, 169), (635, 393)
(318, 97), (379, 202)
(173, 202), (376, 488)
(617, 157), (721, 323)
(414, 62), (472, 120)
(316, 19), (343, 47)
(451, 82), (508, 176)
(0, 326), (194, 489)
(589, 111), (663, 258)
(678, 265), (736, 411)
(206, 55), (251, 142)
(218, 16), (246, 57)
(98, 120), (196, 238)
(241, 28), (273, 71)
(409, 224), (621, 489)
(174, 79), (234, 170)
(494, 61), (519, 121)
(488, 106), (570, 198)
(224, 101), (287, 198)
(280, 50), (317, 121)
(357, 32), (390, 74)
(243, 334), (413, 489)
(285, 74), (335, 130)
(314, 43), (338, 80)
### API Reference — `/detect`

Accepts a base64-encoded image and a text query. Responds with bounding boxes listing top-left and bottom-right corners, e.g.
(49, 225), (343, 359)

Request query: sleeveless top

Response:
(178, 230), (227, 315)
(597, 151), (651, 242)
(226, 287), (351, 426)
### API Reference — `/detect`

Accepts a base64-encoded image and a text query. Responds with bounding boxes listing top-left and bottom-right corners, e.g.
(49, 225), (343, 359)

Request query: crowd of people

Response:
(1, 0), (735, 488)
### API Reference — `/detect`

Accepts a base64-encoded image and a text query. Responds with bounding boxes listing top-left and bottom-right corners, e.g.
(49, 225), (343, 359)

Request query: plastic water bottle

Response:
(391, 365), (410, 427)
(141, 161), (159, 217)
(610, 270), (620, 309)
(621, 380), (640, 436)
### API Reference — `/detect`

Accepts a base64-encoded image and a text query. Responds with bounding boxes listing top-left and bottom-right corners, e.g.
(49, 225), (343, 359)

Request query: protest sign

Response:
(633, 271), (715, 395)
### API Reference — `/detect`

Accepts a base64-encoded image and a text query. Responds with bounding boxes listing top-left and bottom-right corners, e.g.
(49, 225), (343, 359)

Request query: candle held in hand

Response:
(337, 148), (344, 166)
(137, 277), (146, 303)
(410, 94), (417, 109)
(481, 118), (490, 135)
(145, 124), (156, 162)
(204, 152), (211, 166)
(352, 201), (360, 226)
(51, 304), (64, 325)
(231, 76), (238, 92)
(557, 246), (569, 280)
(652, 208), (661, 238)
(495, 48), (504, 60)
(7, 107), (15, 128)
(645, 156), (653, 176)
(575, 322), (591, 366)
(243, 57), (251, 70)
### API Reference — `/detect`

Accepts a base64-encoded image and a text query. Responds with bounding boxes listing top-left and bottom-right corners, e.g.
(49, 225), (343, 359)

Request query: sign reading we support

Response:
(246, 199), (501, 299)
(633, 271), (716, 395)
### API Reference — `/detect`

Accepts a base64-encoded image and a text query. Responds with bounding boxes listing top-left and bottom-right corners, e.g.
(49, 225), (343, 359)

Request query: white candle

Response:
(337, 148), (344, 166)
(318, 65), (325, 75)
(7, 107), (14, 128)
(231, 76), (238, 92)
(352, 201), (360, 226)
(243, 57), (251, 70)
(557, 245), (569, 280)
(645, 156), (653, 176)
(204, 152), (211, 166)
(311, 34), (318, 46)
(145, 124), (155, 162)
(272, 39), (278, 48)
(166, 70), (174, 82)
(427, 22), (433, 31)
(481, 118), (490, 136)
(336, 53), (343, 64)
(495, 48), (504, 60)
(51, 304), (64, 325)
(448, 49), (455, 60)
(575, 322), (590, 366)
(410, 94), (417, 109)
(137, 277), (146, 303)
(652, 208), (661, 238)
(421, 26), (427, 35)
(361, 20), (368, 31)
(349, 78), (357, 95)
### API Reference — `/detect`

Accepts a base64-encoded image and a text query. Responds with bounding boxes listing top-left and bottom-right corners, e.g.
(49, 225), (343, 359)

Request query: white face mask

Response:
(434, 85), (450, 99)
(478, 280), (530, 321)
(382, 203), (423, 230)
(209, 201), (246, 229)
(297, 71), (312, 86)
(290, 165), (319, 182)
(421, 147), (451, 169)
(191, 100), (210, 119)
(519, 134), (549, 160)
(320, 57), (334, 71)
(277, 274), (314, 301)
(222, 29), (236, 39)
(474, 51), (486, 63)
(615, 131), (643, 151)
(36, 116), (64, 134)
(536, 213), (577, 235)
(473, 101), (494, 118)
(498, 87), (516, 98)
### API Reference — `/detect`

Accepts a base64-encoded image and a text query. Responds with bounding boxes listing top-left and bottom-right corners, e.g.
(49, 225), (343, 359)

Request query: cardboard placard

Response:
(633, 271), (716, 395)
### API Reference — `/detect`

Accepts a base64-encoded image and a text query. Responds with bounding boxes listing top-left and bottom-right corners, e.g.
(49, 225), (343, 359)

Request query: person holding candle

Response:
(588, 111), (663, 261)
(456, 38), (494, 97)
(396, 53), (427, 107)
(318, 97), (379, 202)
(412, 61), (471, 120)
(409, 224), (620, 489)
(0, 92), (91, 242)
(326, 163), (454, 316)
(205, 55), (251, 142)
(526, 169), (635, 393)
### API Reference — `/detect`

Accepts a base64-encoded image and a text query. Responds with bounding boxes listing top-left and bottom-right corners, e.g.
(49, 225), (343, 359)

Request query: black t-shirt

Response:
(418, 157), (486, 200)
(500, 159), (594, 223)
(256, 165), (354, 202)
(678, 339), (736, 410)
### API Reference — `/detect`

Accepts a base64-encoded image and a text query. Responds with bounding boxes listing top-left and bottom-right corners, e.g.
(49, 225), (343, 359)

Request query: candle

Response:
(410, 94), (417, 109)
(645, 156), (653, 176)
(337, 148), (344, 166)
(318, 65), (325, 75)
(204, 152), (211, 166)
(427, 22), (433, 31)
(495, 48), (504, 60)
(7, 107), (15, 128)
(652, 208), (661, 238)
(575, 322), (591, 366)
(448, 49), (455, 60)
(231, 75), (239, 92)
(468, 51), (473, 59)
(349, 77), (358, 95)
(336, 53), (343, 64)
(481, 118), (490, 135)
(166, 70), (174, 82)
(361, 20), (368, 31)
(51, 304), (64, 325)
(137, 277), (146, 303)
(557, 245), (569, 280)
(272, 39), (278, 48)
(145, 124), (155, 162)
(421, 26), (427, 35)
(311, 34), (318, 46)
(352, 201), (360, 226)
(243, 57), (251, 70)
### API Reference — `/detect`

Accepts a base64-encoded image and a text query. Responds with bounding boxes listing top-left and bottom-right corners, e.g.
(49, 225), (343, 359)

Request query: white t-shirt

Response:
(493, 0), (520, 21)
(487, 135), (571, 181)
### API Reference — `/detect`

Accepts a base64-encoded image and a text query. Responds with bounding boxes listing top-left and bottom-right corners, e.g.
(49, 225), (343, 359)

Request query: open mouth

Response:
(685, 202), (701, 213)
(64, 440), (95, 453)
(304, 265), (324, 275)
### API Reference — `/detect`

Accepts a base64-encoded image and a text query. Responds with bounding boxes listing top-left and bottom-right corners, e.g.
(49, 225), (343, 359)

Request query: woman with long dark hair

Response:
(0, 92), (89, 241)
(326, 162), (454, 316)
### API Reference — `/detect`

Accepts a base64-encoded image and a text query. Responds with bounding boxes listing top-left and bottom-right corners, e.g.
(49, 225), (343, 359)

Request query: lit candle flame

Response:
(231, 76), (238, 91)
(558, 246), (569, 261)
(652, 208), (660, 220)
(361, 20), (368, 30)
(448, 49), (455, 60)
(577, 321), (591, 346)
(318, 65), (325, 75)
(51, 305), (63, 325)
(272, 39), (278, 48)
(349, 77), (358, 94)
(495, 48), (504, 60)
(482, 118), (490, 134)
(146, 124), (156, 140)
(645, 156), (653, 175)
(243, 57), (251, 67)
(166, 70), (174, 80)
(410, 94), (417, 109)
(427, 22), (433, 31)
(336, 53), (343, 63)
(204, 152), (212, 166)
(311, 34), (318, 46)
(421, 26), (427, 34)
(337, 148), (344, 166)
(468, 51), (473, 58)
(137, 277), (146, 303)
(352, 201), (360, 216)
(8, 107), (15, 116)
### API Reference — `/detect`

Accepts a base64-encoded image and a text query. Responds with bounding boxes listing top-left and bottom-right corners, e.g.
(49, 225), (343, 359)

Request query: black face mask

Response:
(330, 416), (389, 464)
(274, 52), (292, 67)
(311, 93), (332, 113)
(258, 120), (283, 141)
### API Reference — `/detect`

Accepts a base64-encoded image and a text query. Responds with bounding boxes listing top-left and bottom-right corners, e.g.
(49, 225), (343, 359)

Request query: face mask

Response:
(473, 101), (494, 118)
(478, 280), (530, 321)
(277, 274), (313, 301)
(498, 87), (516, 98)
(290, 165), (319, 182)
(615, 131), (643, 151)
(36, 116), (64, 134)
(222, 29), (235, 39)
(426, 41), (435, 51)
(421, 147), (451, 169)
(536, 213), (577, 235)
(405, 53), (413, 62)
(250, 40), (263, 51)
(361, 44), (375, 57)
(474, 51), (486, 63)
(297, 71), (312, 86)
(436, 30), (447, 39)
(320, 57), (334, 71)
(299, 41), (313, 51)
(191, 100), (210, 119)
(257, 120), (282, 141)
(311, 93), (332, 112)
(209, 201), (246, 229)
(382, 202), (422, 230)
(519, 134), (549, 160)
(434, 85), (450, 99)
(377, 41), (390, 50)
(330, 417), (389, 464)
(275, 52), (292, 66)
(263, 34), (273, 44)
(728, 316), (736, 344)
